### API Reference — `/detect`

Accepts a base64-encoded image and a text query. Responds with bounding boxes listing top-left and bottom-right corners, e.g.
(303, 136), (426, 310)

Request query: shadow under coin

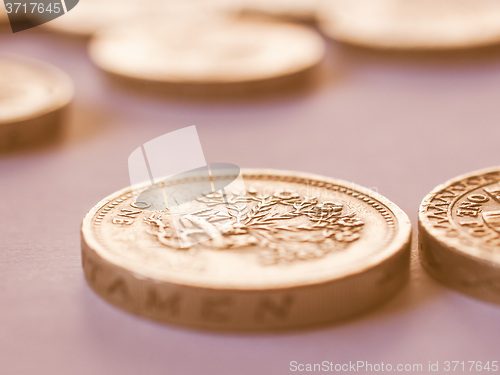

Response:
(96, 64), (325, 104)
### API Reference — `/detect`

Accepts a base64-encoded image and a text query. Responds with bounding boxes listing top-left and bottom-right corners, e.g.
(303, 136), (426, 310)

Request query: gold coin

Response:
(88, 16), (325, 96)
(0, 55), (73, 150)
(318, 0), (500, 50)
(237, 0), (321, 23)
(81, 169), (411, 331)
(419, 167), (500, 304)
(45, 0), (235, 37)
(44, 0), (140, 37)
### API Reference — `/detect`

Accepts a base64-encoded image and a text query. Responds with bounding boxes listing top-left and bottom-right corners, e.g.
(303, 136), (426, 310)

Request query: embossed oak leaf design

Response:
(144, 189), (364, 265)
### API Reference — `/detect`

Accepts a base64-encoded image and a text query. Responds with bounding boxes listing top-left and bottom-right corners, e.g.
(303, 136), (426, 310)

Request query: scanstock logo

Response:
(3, 0), (79, 32)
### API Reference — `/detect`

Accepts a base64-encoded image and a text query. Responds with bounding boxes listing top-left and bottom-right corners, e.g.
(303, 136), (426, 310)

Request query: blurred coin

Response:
(81, 169), (411, 331)
(318, 0), (500, 50)
(237, 0), (321, 23)
(89, 17), (325, 97)
(419, 167), (500, 303)
(44, 0), (147, 37)
(0, 55), (73, 150)
(45, 0), (234, 37)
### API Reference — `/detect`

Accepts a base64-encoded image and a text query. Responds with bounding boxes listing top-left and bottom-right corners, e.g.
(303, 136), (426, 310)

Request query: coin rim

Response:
(88, 19), (326, 85)
(418, 165), (500, 269)
(0, 54), (74, 125)
(317, 3), (500, 50)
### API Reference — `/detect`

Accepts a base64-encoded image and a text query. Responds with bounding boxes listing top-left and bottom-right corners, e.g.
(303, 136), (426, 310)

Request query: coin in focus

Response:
(81, 169), (411, 331)
(419, 167), (500, 304)
(88, 16), (325, 97)
(318, 0), (500, 50)
(0, 55), (73, 150)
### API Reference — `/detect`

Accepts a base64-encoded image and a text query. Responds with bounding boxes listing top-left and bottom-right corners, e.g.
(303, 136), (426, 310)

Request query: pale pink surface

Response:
(1, 28), (500, 375)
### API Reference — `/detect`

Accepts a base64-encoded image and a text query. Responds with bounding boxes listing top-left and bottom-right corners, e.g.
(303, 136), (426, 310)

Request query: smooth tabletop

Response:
(1, 24), (500, 375)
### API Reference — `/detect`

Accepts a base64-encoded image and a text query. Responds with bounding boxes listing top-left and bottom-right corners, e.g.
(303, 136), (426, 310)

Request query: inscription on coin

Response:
(83, 252), (295, 324)
(419, 168), (500, 303)
(82, 170), (411, 330)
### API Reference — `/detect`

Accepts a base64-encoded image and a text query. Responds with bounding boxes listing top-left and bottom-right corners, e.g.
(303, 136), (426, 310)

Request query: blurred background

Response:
(2, 1), (500, 374)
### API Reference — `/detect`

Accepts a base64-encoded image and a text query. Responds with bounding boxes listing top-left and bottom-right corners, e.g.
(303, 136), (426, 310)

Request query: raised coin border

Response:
(419, 166), (500, 304)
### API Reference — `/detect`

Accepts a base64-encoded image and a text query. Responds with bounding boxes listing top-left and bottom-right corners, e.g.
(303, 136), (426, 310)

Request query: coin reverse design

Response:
(82, 170), (411, 331)
(419, 167), (500, 304)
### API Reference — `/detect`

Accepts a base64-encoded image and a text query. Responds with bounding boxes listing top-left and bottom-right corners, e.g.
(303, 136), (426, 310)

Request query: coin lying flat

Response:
(419, 167), (500, 303)
(237, 0), (321, 23)
(81, 169), (411, 331)
(89, 17), (325, 96)
(318, 0), (500, 50)
(45, 0), (235, 37)
(0, 55), (73, 150)
(43, 0), (139, 37)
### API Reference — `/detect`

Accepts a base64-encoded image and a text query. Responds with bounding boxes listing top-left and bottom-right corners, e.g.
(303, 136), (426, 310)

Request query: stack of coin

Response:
(318, 0), (500, 50)
(89, 16), (325, 97)
(81, 169), (412, 331)
(0, 55), (73, 150)
(419, 167), (500, 304)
